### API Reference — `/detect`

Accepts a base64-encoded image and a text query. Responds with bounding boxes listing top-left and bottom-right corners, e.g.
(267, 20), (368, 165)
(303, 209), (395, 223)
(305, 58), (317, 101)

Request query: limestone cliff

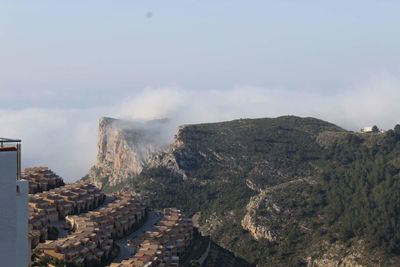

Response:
(88, 117), (169, 187)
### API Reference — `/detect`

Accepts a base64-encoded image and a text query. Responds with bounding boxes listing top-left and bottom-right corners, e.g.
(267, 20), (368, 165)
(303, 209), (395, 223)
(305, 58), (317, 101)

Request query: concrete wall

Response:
(0, 150), (17, 267)
(16, 179), (29, 267)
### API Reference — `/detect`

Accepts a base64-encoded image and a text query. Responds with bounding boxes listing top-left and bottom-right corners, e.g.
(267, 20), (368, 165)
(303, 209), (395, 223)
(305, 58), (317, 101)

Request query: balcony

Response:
(0, 137), (22, 180)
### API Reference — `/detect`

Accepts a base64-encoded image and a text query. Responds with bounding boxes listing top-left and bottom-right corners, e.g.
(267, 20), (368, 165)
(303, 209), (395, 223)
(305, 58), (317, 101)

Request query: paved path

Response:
(112, 211), (161, 263)
(50, 195), (116, 237)
(47, 196), (160, 263)
(50, 219), (69, 238)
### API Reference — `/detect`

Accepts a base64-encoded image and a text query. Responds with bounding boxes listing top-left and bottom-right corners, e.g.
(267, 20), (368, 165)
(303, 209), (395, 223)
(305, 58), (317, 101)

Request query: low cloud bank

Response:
(116, 76), (400, 131)
(2, 76), (399, 181)
(0, 108), (101, 181)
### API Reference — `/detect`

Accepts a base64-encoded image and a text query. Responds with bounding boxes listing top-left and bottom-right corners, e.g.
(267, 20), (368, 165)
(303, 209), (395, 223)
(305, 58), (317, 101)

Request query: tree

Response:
(372, 125), (379, 133)
(394, 124), (400, 138)
(189, 260), (201, 267)
(47, 226), (59, 240)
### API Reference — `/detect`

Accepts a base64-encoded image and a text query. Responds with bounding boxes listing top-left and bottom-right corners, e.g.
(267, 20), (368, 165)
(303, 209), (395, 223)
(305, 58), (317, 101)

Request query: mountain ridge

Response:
(87, 115), (400, 266)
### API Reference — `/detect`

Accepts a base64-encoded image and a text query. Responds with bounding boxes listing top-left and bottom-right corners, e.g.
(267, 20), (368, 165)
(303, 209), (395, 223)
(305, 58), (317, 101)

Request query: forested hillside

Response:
(320, 126), (400, 254)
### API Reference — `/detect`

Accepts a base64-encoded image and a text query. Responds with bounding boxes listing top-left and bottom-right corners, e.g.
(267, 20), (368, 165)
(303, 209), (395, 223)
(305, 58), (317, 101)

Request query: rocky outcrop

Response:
(146, 126), (190, 179)
(241, 212), (277, 242)
(306, 240), (398, 267)
(242, 178), (316, 241)
(308, 241), (365, 267)
(88, 117), (170, 187)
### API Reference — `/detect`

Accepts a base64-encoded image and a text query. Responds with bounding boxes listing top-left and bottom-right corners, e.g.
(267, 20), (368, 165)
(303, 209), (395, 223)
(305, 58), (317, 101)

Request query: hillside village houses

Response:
(22, 167), (65, 194)
(35, 192), (148, 266)
(0, 157), (196, 267)
(29, 183), (106, 247)
(110, 208), (193, 267)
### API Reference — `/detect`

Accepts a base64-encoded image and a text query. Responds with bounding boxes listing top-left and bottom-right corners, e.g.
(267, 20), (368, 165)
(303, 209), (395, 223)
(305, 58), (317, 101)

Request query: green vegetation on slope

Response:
(126, 116), (344, 265)
(104, 116), (400, 266)
(321, 128), (400, 253)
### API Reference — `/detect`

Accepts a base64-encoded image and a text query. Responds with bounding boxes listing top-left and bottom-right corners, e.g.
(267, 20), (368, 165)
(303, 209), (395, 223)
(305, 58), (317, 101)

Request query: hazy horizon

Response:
(1, 1), (400, 180)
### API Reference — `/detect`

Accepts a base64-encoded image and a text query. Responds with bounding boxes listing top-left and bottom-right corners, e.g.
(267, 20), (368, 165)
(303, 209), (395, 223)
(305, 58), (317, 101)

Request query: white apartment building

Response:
(0, 138), (29, 267)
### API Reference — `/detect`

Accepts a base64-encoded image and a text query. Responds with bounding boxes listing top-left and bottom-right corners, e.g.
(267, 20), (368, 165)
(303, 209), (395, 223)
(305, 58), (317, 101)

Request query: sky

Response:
(1, 1), (400, 181)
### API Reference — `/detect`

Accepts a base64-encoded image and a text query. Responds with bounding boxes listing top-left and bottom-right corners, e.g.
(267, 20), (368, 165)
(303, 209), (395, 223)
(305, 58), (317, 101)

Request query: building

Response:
(29, 182), (106, 248)
(110, 208), (193, 267)
(34, 193), (147, 267)
(22, 166), (64, 194)
(361, 126), (384, 133)
(0, 138), (29, 267)
(361, 126), (374, 133)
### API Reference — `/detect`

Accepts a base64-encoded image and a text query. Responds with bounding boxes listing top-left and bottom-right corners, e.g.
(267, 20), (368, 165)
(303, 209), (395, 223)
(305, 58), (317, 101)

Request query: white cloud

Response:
(1, 76), (399, 181)
(116, 80), (400, 131)
(115, 87), (187, 121)
(0, 108), (101, 181)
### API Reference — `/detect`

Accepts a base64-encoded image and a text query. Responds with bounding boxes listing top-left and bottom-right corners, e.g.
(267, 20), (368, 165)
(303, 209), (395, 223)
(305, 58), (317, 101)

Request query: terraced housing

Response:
(110, 208), (193, 267)
(29, 183), (105, 247)
(34, 192), (147, 266)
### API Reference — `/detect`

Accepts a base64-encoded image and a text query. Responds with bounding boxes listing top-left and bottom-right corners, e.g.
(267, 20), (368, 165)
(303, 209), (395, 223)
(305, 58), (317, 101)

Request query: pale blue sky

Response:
(1, 0), (400, 109)
(1, 1), (400, 180)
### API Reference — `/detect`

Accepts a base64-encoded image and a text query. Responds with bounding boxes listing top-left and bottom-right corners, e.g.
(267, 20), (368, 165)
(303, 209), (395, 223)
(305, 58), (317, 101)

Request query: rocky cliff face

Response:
(306, 240), (400, 267)
(88, 117), (169, 187)
(241, 177), (316, 242)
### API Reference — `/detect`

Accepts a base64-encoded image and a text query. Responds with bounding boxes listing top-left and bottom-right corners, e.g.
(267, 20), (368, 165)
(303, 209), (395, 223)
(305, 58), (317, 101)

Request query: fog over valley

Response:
(1, 79), (399, 181)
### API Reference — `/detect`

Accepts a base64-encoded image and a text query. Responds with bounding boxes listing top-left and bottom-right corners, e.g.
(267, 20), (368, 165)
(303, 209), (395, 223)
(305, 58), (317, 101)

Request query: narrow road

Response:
(50, 219), (69, 238)
(50, 195), (116, 237)
(112, 211), (161, 263)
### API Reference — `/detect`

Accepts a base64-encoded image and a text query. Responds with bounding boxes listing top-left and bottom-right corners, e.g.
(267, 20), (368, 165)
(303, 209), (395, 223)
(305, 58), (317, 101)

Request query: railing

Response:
(0, 137), (21, 146)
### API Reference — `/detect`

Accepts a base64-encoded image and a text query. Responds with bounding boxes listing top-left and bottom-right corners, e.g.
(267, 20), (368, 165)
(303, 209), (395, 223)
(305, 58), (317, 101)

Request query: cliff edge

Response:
(88, 117), (169, 187)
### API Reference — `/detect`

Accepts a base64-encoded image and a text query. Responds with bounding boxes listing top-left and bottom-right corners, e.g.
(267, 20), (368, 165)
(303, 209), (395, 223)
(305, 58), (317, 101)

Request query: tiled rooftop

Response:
(35, 192), (147, 266)
(109, 208), (193, 267)
(22, 167), (65, 194)
(29, 182), (105, 248)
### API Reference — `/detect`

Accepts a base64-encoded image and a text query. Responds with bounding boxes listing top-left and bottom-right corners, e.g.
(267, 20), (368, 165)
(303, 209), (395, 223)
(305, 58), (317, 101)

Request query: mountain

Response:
(87, 116), (400, 266)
